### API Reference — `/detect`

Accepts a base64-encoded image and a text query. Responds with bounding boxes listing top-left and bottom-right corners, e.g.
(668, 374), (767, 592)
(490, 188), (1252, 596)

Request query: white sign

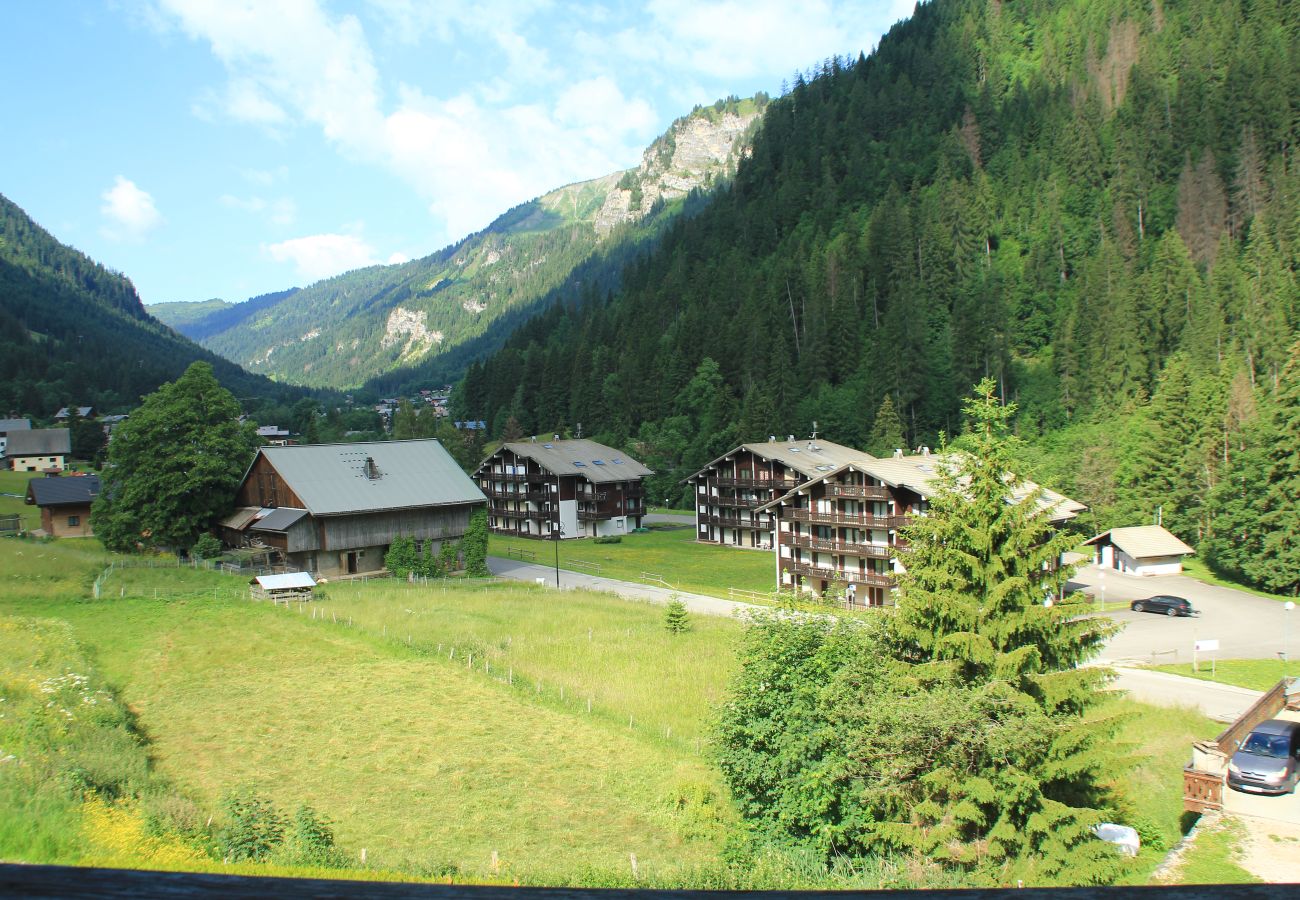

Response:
(1194, 639), (1220, 652)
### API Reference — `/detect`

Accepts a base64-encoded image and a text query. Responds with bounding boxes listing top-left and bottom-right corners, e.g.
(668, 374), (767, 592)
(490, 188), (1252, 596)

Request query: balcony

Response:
(787, 561), (895, 588)
(781, 532), (893, 559)
(489, 505), (543, 520)
(825, 483), (892, 501)
(713, 476), (800, 489)
(784, 509), (908, 529)
(716, 496), (770, 509)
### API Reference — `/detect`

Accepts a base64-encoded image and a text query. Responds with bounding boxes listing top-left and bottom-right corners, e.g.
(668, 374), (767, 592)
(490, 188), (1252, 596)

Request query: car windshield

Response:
(1241, 732), (1292, 758)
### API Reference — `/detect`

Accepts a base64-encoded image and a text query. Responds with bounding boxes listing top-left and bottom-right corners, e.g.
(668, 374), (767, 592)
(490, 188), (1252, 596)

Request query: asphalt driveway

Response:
(1070, 564), (1297, 665)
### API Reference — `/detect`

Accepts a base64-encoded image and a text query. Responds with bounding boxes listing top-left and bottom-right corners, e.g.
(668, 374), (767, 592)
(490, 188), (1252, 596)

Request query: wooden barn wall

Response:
(320, 503), (481, 551)
(235, 455), (305, 510)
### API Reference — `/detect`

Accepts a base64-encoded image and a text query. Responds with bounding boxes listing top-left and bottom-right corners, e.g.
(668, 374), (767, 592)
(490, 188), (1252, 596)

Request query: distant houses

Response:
(475, 438), (652, 539)
(0, 418), (30, 456)
(3, 428), (71, 472)
(25, 474), (100, 538)
(222, 439), (486, 577)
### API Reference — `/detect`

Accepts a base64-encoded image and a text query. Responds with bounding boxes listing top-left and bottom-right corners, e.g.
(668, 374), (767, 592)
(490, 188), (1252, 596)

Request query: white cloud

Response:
(266, 233), (379, 281)
(100, 176), (162, 240)
(387, 251), (411, 265)
(220, 194), (297, 225)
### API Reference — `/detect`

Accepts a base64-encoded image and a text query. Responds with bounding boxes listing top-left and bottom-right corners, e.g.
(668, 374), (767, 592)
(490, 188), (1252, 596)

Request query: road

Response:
(1069, 563), (1297, 666)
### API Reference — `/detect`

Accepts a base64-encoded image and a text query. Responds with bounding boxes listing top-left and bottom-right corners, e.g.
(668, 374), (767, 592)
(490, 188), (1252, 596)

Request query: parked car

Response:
(1129, 595), (1199, 617)
(1228, 718), (1300, 795)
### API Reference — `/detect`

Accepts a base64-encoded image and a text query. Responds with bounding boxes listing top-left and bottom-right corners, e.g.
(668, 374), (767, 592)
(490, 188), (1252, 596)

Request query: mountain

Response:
(456, 0), (1298, 513)
(0, 193), (299, 416)
(147, 297), (233, 331)
(161, 97), (765, 390)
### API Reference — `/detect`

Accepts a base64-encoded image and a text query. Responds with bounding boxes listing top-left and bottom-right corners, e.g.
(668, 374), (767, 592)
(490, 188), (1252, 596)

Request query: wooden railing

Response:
(825, 483), (892, 500)
(786, 561), (895, 588)
(715, 496), (770, 509)
(784, 509), (908, 529)
(780, 532), (893, 559)
(712, 476), (799, 489)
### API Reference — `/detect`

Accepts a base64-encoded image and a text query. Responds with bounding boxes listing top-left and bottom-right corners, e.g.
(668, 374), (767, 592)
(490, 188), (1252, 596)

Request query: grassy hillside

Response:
(145, 298), (233, 331)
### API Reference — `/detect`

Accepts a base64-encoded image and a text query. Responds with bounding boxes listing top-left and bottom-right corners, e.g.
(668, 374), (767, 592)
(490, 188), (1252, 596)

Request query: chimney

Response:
(554, 434), (560, 441)
(787, 434), (795, 442)
(363, 456), (380, 479)
(769, 435), (775, 442)
(922, 446), (930, 456)
(893, 448), (903, 458)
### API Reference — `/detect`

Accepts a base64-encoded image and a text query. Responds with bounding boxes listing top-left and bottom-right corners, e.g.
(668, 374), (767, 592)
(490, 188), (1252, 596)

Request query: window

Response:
(68, 516), (80, 526)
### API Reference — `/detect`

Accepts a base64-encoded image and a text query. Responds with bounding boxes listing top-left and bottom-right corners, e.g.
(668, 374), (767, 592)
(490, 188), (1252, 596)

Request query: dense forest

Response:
(0, 193), (301, 416)
(456, 0), (1298, 589)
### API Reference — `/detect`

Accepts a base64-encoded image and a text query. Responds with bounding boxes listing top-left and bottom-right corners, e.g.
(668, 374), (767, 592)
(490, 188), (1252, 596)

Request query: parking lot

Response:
(1069, 563), (1297, 666)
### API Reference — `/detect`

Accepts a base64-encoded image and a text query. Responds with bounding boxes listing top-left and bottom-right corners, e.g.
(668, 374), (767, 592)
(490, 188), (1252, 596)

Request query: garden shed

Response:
(251, 571), (317, 602)
(1084, 525), (1195, 576)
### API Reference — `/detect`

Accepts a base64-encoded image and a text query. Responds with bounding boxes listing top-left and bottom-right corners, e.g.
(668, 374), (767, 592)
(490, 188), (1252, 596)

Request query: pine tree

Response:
(1255, 340), (1300, 594)
(866, 393), (906, 456)
(663, 597), (691, 633)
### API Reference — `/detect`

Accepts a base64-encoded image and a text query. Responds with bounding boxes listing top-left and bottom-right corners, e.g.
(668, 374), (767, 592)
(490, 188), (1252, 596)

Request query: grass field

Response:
(489, 528), (774, 599)
(0, 538), (732, 879)
(1154, 659), (1296, 692)
(1179, 558), (1297, 604)
(0, 469), (41, 531)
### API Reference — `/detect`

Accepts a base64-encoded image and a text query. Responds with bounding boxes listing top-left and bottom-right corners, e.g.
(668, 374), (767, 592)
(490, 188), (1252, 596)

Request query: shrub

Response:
(593, 535), (622, 544)
(218, 789), (285, 862)
(283, 804), (344, 867)
(664, 597), (691, 634)
(191, 533), (222, 560)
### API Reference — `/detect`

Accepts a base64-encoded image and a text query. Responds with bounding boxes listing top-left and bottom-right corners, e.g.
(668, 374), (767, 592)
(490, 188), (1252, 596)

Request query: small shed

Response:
(251, 571), (317, 602)
(1084, 525), (1195, 576)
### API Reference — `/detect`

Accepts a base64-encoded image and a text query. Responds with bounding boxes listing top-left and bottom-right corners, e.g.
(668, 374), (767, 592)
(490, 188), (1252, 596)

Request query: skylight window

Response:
(612, 458), (624, 464)
(573, 461), (587, 467)
(592, 459), (605, 465)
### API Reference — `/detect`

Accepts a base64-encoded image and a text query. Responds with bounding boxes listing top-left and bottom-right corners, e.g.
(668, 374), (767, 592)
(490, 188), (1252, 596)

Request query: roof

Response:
(688, 438), (876, 482)
(249, 507), (310, 532)
(253, 572), (316, 590)
(250, 439), (486, 516)
(1083, 525), (1195, 559)
(54, 406), (94, 419)
(220, 507), (261, 530)
(257, 425), (292, 437)
(488, 439), (653, 484)
(757, 451), (1085, 523)
(4, 428), (71, 458)
(0, 419), (30, 433)
(25, 474), (101, 507)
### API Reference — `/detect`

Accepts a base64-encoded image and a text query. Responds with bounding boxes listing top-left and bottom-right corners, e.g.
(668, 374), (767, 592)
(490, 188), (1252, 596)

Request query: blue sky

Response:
(3, 1), (913, 305)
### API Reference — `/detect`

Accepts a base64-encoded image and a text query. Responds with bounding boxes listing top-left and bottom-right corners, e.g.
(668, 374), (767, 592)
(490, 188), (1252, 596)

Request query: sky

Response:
(2, 1), (914, 305)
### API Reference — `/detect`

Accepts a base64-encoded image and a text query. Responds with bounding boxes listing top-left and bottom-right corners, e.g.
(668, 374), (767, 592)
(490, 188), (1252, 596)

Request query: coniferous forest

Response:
(455, 0), (1299, 592)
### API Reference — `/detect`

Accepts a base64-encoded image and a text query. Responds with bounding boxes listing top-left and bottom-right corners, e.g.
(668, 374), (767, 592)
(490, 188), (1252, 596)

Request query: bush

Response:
(191, 533), (221, 560)
(593, 535), (622, 544)
(664, 597), (691, 633)
(218, 789), (285, 862)
(283, 804), (345, 867)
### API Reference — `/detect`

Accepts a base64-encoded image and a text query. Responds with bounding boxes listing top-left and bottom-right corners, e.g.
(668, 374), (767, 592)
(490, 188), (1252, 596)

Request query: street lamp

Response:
(553, 522), (565, 588)
(1285, 601), (1296, 680)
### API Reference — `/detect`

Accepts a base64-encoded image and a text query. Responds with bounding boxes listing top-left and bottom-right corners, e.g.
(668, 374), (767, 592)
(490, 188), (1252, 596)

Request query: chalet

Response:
(25, 474), (100, 538)
(0, 418), (30, 455)
(760, 451), (1087, 607)
(224, 439), (486, 577)
(3, 428), (71, 472)
(687, 437), (876, 550)
(54, 406), (94, 422)
(476, 439), (652, 539)
(256, 425), (295, 446)
(1084, 525), (1195, 576)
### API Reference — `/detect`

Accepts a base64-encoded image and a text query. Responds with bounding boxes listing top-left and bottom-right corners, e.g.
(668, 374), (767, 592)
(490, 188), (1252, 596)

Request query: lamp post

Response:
(553, 522), (565, 588)
(1285, 601), (1296, 680)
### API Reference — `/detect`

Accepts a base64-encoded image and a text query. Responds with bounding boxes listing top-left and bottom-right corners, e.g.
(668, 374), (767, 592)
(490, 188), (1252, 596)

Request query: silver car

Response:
(1227, 719), (1300, 795)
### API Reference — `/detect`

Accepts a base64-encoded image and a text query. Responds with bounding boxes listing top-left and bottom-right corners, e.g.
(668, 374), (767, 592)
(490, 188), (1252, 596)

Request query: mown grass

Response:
(315, 578), (741, 747)
(0, 469), (42, 530)
(1175, 817), (1260, 884)
(0, 538), (732, 878)
(1153, 659), (1295, 692)
(489, 527), (774, 599)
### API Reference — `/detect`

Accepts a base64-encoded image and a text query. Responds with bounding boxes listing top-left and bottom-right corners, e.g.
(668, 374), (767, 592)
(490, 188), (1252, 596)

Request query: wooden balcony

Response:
(781, 532), (893, 559)
(825, 483), (892, 501)
(489, 505), (542, 520)
(716, 496), (770, 509)
(784, 509), (908, 529)
(712, 476), (800, 489)
(787, 560), (895, 588)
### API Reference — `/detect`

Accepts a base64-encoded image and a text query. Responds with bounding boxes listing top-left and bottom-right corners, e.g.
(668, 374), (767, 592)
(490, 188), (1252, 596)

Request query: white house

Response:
(1084, 525), (1195, 576)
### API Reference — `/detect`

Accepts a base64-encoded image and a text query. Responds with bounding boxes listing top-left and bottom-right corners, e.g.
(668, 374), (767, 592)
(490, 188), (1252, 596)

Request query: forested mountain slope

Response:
(164, 99), (764, 390)
(0, 193), (297, 415)
(457, 0), (1298, 565)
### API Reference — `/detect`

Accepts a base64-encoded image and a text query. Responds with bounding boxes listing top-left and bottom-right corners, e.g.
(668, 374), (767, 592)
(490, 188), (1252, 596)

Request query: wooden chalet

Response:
(224, 440), (486, 577)
(4, 428), (71, 472)
(475, 439), (652, 540)
(25, 473), (100, 538)
(686, 437), (876, 550)
(760, 451), (1087, 607)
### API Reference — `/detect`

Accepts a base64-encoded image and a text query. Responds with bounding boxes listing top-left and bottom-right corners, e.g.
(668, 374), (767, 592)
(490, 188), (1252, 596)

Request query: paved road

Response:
(487, 557), (762, 619)
(1069, 563), (1297, 665)
(1107, 665), (1262, 721)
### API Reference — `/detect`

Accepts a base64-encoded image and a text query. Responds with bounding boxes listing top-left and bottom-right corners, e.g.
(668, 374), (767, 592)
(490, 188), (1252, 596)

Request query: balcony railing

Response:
(786, 561), (895, 588)
(781, 532), (893, 559)
(712, 476), (800, 489)
(825, 483), (892, 501)
(489, 505), (544, 520)
(715, 496), (770, 509)
(784, 509), (908, 529)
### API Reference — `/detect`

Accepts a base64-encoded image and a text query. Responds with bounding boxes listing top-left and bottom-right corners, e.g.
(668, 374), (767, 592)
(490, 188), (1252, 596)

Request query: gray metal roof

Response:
(4, 428), (71, 457)
(25, 474), (100, 507)
(250, 507), (310, 532)
(1083, 525), (1195, 559)
(0, 419), (30, 433)
(254, 439), (486, 516)
(489, 439), (653, 484)
(689, 438), (876, 482)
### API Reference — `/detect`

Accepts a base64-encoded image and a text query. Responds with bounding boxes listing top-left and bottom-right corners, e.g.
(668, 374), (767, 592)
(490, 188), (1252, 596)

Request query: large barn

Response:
(224, 440), (486, 577)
